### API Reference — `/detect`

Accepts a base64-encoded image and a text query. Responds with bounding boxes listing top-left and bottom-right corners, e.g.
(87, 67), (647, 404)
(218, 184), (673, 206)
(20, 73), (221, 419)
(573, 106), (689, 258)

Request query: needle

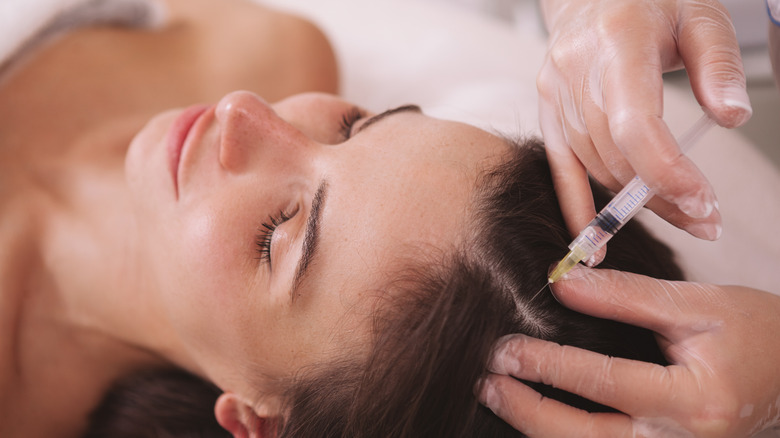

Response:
(530, 282), (550, 302)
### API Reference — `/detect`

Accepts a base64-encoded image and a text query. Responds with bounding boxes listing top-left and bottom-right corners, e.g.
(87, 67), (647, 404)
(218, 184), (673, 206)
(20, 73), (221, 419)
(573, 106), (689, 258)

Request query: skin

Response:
(0, 0), (510, 436)
(125, 89), (510, 410)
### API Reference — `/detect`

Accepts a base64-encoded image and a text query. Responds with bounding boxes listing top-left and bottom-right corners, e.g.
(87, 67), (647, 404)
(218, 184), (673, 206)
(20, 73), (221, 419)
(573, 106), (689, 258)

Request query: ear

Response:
(214, 392), (280, 438)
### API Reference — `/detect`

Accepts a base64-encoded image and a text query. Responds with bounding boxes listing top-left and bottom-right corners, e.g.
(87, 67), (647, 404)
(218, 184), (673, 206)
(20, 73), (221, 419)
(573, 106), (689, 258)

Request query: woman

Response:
(85, 138), (684, 437)
(2, 0), (668, 436)
(0, 1), (766, 437)
(0, 0), (542, 435)
(1, 0), (344, 435)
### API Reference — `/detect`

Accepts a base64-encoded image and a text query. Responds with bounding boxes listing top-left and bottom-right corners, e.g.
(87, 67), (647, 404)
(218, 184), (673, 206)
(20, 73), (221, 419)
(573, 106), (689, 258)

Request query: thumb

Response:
(678, 0), (752, 128)
(549, 266), (715, 336)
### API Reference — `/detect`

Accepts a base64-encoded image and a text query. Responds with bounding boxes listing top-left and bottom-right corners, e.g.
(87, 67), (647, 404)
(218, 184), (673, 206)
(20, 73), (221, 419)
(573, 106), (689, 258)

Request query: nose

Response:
(215, 91), (312, 172)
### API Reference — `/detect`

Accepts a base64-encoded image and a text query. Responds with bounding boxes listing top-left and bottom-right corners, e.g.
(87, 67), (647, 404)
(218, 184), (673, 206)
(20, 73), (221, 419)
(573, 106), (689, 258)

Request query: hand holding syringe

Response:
(548, 114), (717, 283)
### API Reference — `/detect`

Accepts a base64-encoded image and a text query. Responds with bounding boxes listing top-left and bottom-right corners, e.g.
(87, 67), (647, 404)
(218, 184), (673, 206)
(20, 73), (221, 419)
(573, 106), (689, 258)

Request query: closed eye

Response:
(256, 209), (294, 268)
(339, 104), (422, 140)
(339, 106), (365, 140)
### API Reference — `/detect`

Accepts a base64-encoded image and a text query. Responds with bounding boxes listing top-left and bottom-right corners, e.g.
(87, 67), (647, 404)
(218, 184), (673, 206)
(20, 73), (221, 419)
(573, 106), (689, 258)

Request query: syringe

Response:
(548, 113), (717, 283)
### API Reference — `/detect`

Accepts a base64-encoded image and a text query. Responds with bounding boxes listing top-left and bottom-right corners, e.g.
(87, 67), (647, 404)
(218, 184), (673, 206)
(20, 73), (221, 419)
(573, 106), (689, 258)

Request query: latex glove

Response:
(538, 0), (752, 253)
(478, 266), (780, 438)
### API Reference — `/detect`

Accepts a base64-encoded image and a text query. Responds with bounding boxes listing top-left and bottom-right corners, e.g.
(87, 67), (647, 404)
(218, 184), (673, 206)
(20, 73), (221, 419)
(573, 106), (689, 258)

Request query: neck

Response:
(0, 158), (141, 435)
(39, 120), (199, 370)
(3, 116), (202, 410)
(0, 110), (206, 438)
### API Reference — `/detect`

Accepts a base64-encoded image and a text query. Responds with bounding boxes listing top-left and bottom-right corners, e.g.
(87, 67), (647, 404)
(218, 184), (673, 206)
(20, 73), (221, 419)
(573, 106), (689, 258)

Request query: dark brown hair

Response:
(274, 138), (681, 437)
(83, 368), (229, 437)
(85, 138), (681, 437)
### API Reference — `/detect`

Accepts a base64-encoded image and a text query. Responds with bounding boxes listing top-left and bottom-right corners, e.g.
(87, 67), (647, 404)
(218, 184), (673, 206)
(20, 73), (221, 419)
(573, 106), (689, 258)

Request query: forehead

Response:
(236, 113), (511, 389)
(307, 112), (510, 303)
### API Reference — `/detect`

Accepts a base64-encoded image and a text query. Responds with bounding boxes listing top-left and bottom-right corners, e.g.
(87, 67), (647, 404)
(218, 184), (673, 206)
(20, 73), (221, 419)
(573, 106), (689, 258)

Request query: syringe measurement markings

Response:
(620, 200), (637, 217)
(609, 183), (652, 222)
(620, 200), (636, 216)
(585, 234), (601, 247)
(583, 181), (655, 252)
(584, 226), (611, 247)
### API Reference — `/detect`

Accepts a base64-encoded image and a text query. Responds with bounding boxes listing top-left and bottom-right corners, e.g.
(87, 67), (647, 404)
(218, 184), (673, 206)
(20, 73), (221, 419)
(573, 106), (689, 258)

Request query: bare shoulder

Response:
(162, 0), (339, 100)
(0, 0), (338, 160)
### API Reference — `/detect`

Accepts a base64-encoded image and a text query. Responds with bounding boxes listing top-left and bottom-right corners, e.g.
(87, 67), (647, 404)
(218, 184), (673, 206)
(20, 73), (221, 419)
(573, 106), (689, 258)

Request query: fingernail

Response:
(584, 247), (606, 267)
(478, 378), (500, 412)
(720, 86), (753, 128)
(675, 190), (715, 219)
(686, 221), (722, 241)
(474, 376), (487, 399)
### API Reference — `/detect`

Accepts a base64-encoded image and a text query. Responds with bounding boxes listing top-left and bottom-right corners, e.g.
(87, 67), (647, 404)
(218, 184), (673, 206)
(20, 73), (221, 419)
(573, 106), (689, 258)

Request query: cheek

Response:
(154, 210), (261, 356)
(157, 208), (254, 315)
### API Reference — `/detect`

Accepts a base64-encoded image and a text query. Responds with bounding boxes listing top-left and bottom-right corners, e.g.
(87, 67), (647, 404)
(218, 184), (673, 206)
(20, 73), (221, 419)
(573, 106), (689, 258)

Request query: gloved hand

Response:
(538, 0), (752, 256)
(478, 265), (780, 437)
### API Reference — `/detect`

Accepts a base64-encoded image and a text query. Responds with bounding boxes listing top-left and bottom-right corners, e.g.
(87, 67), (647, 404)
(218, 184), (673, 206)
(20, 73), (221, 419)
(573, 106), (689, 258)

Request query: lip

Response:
(167, 104), (210, 197)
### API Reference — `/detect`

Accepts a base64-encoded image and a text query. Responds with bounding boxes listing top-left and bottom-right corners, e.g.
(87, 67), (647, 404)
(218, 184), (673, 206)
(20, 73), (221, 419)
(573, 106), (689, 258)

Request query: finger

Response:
(594, 12), (715, 226)
(549, 265), (727, 336)
(579, 87), (638, 191)
(559, 99), (623, 196)
(679, 0), (752, 128)
(539, 97), (597, 239)
(599, 32), (720, 224)
(486, 334), (680, 422)
(479, 372), (634, 438)
(576, 65), (722, 239)
(644, 195), (723, 241)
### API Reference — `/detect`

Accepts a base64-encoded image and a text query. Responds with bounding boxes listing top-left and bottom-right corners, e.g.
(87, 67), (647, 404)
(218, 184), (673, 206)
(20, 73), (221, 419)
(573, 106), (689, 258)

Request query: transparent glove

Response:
(478, 265), (780, 437)
(538, 0), (752, 250)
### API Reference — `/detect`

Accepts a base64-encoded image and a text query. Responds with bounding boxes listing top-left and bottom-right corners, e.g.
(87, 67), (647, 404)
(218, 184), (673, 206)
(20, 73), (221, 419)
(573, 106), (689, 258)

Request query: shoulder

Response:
(161, 0), (339, 100)
(1, 0), (165, 82)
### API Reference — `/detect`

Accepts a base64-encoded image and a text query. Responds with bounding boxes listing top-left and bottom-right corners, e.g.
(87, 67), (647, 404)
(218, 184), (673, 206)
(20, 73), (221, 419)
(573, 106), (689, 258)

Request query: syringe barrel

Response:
(561, 114), (714, 265)
(569, 176), (655, 257)
(603, 175), (654, 225)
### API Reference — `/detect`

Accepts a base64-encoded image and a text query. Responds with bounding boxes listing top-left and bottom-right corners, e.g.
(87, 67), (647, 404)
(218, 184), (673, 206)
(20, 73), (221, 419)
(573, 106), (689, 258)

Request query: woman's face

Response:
(125, 91), (510, 399)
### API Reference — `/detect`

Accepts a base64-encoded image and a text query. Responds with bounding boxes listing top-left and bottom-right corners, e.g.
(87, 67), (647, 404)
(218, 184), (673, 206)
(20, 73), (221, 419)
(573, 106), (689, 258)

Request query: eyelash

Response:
(256, 210), (293, 266)
(339, 107), (364, 140)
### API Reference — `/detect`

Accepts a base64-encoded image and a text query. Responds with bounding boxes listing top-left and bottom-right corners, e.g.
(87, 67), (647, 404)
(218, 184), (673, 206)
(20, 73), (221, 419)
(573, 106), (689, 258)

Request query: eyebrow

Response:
(354, 104), (422, 135)
(290, 180), (328, 302)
